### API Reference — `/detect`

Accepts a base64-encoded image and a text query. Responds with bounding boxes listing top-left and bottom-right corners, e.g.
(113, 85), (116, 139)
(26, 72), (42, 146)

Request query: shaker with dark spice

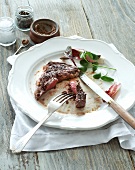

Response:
(15, 6), (34, 31)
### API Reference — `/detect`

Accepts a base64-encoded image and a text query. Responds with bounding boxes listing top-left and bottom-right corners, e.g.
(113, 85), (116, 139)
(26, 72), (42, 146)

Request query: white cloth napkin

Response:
(8, 36), (135, 152)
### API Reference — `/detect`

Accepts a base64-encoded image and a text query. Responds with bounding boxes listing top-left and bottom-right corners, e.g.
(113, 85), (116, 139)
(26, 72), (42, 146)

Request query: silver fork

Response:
(12, 93), (73, 153)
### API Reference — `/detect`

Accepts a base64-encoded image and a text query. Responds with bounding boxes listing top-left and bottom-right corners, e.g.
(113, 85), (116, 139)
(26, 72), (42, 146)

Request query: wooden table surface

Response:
(0, 0), (135, 169)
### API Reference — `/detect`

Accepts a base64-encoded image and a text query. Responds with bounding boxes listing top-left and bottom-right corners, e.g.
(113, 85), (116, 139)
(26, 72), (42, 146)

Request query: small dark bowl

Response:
(30, 18), (60, 44)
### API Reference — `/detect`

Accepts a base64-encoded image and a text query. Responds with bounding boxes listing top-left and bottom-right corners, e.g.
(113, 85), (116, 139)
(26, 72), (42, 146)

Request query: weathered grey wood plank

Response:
(29, 0), (92, 38)
(37, 139), (133, 170)
(129, 151), (135, 170)
(0, 0), (134, 170)
(81, 0), (135, 64)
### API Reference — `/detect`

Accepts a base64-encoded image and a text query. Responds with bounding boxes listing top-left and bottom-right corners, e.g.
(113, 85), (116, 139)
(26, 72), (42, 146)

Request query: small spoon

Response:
(14, 39), (29, 55)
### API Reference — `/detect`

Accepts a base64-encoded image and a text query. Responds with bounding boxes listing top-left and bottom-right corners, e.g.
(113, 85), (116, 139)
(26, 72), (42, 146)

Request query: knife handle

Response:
(109, 100), (135, 129)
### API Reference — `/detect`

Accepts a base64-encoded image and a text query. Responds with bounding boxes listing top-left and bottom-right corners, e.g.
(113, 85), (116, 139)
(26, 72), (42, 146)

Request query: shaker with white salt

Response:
(0, 17), (16, 46)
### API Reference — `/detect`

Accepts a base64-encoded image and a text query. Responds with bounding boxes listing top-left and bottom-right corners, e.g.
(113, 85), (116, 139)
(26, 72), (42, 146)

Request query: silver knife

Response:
(80, 74), (112, 103)
(64, 46), (135, 129)
(80, 69), (135, 129)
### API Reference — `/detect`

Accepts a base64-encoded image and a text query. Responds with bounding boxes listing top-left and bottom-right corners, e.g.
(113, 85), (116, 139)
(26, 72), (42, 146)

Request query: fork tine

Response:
(59, 94), (74, 104)
(53, 93), (65, 101)
(53, 93), (73, 103)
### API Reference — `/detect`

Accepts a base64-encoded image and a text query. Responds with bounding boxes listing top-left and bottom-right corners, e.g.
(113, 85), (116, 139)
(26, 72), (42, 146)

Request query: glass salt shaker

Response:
(15, 6), (34, 31)
(0, 17), (16, 46)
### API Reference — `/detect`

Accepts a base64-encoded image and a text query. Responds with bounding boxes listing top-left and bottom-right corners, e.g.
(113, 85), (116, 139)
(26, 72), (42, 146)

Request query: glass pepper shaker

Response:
(15, 6), (34, 31)
(0, 17), (16, 46)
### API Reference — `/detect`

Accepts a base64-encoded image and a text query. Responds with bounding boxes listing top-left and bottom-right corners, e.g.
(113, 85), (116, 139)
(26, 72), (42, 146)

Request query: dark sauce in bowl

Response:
(30, 19), (60, 44)
(34, 23), (56, 35)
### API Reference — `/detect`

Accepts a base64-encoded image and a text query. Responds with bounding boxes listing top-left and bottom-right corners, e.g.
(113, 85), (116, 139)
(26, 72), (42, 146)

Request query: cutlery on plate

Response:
(80, 72), (135, 129)
(64, 46), (135, 129)
(12, 93), (74, 153)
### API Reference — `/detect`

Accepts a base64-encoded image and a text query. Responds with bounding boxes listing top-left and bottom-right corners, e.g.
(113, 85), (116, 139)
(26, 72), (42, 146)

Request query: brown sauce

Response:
(34, 23), (56, 35)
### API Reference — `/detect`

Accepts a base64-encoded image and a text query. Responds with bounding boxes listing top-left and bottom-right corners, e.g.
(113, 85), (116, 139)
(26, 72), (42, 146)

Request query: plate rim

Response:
(7, 36), (135, 130)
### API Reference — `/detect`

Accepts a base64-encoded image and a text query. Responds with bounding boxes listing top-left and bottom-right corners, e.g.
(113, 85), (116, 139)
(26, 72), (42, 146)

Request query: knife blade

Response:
(80, 74), (135, 129)
(80, 74), (112, 103)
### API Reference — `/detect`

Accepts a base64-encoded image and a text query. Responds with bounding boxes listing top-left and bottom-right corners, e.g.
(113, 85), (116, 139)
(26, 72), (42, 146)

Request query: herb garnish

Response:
(93, 73), (101, 79)
(78, 51), (116, 82)
(93, 73), (114, 82)
(62, 47), (116, 82)
(101, 75), (114, 82)
(80, 51), (100, 60)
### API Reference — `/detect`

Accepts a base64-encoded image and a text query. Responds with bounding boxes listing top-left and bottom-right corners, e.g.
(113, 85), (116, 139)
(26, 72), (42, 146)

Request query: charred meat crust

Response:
(34, 61), (80, 100)
(75, 82), (86, 108)
(69, 80), (86, 108)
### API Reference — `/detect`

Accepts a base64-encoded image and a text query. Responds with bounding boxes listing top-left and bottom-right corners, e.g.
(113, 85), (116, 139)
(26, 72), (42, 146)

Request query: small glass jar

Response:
(0, 17), (16, 46)
(15, 6), (34, 31)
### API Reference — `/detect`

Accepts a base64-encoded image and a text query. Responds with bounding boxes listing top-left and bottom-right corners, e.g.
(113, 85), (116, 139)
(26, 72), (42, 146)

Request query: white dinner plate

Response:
(7, 36), (135, 130)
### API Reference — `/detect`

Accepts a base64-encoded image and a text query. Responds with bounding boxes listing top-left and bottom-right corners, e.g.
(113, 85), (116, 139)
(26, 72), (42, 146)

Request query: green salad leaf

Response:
(101, 76), (114, 82)
(93, 73), (114, 82)
(93, 73), (101, 79)
(78, 51), (116, 82)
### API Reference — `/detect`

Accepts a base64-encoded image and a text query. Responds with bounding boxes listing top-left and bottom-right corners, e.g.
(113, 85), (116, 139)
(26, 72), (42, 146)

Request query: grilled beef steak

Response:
(34, 61), (80, 100)
(69, 80), (86, 108)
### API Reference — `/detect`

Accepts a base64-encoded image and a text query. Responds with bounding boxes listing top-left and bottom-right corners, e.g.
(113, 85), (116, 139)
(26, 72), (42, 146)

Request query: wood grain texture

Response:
(81, 0), (135, 64)
(0, 0), (135, 169)
(29, 0), (92, 38)
(36, 140), (133, 170)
